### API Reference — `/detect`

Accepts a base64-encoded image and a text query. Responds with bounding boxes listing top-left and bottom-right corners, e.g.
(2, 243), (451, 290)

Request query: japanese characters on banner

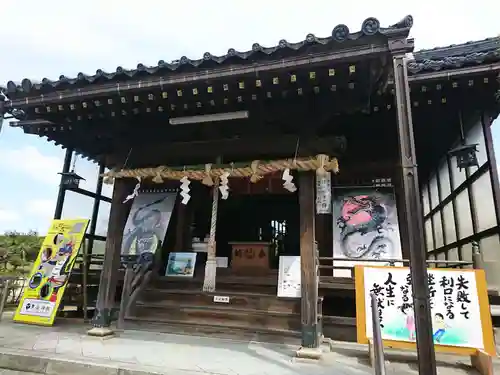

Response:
(355, 266), (495, 355)
(277, 256), (301, 298)
(315, 173), (332, 214)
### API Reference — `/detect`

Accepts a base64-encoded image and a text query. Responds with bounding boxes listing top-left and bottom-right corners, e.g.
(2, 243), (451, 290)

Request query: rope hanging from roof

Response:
(102, 154), (339, 185)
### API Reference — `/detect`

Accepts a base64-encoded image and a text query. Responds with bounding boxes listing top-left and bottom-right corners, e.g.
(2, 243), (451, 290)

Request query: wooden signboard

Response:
(230, 242), (270, 271)
(355, 265), (496, 375)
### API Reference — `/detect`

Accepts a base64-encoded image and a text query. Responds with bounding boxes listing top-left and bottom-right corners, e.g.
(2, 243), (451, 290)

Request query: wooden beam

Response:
(298, 172), (319, 348)
(108, 135), (347, 168)
(88, 178), (132, 336)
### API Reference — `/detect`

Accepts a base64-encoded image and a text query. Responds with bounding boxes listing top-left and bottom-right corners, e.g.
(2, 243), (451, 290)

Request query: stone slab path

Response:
(0, 313), (495, 374)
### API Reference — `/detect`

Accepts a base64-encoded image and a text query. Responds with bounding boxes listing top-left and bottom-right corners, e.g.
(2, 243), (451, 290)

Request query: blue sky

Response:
(0, 0), (499, 235)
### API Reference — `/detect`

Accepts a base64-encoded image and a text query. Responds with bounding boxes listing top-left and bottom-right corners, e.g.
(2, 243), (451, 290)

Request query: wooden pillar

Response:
(392, 51), (437, 374)
(481, 113), (500, 229)
(87, 163), (105, 257)
(298, 172), (319, 349)
(88, 178), (132, 336)
(54, 148), (73, 219)
(174, 202), (187, 252)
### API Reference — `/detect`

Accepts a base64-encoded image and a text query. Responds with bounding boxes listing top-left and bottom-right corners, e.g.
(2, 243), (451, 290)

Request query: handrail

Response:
(318, 257), (474, 266)
(370, 292), (386, 375)
(317, 257), (475, 274)
(0, 279), (11, 322)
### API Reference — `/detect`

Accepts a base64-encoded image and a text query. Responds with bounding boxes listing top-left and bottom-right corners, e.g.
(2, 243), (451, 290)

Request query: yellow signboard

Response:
(355, 265), (495, 356)
(13, 219), (89, 326)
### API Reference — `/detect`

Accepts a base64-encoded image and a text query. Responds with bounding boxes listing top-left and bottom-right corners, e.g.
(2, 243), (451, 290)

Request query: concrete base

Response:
(87, 326), (115, 338)
(295, 346), (322, 360)
(0, 348), (165, 375)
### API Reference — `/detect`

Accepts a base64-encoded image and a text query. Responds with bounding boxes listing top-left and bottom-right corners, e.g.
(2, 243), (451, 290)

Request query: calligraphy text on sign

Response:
(363, 268), (483, 349)
(231, 243), (269, 270)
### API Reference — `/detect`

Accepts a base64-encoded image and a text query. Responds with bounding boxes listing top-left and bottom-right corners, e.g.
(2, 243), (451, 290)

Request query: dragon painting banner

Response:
(121, 192), (177, 259)
(14, 219), (89, 326)
(332, 187), (403, 277)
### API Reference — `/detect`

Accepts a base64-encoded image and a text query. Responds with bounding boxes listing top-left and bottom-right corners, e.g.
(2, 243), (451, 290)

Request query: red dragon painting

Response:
(335, 189), (400, 260)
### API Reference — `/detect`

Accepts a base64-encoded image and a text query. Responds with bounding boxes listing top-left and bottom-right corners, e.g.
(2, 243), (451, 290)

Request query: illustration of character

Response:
(30, 233), (75, 301)
(336, 194), (394, 259)
(123, 198), (166, 261)
(402, 305), (416, 340)
(432, 313), (449, 343)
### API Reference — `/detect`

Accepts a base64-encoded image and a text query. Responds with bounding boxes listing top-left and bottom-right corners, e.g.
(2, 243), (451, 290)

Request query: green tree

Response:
(0, 230), (42, 275)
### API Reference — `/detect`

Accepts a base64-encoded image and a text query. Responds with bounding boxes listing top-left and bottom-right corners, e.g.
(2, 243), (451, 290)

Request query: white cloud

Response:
(0, 0), (498, 236)
(1, 0), (499, 83)
(0, 146), (61, 186)
(25, 199), (55, 218)
(0, 209), (20, 223)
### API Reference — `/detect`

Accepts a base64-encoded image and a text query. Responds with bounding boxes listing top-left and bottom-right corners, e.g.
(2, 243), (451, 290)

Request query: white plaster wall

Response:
(422, 117), (500, 288)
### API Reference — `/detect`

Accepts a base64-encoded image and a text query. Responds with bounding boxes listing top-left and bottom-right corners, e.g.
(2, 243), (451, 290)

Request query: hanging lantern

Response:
(59, 171), (85, 190)
(449, 144), (479, 170)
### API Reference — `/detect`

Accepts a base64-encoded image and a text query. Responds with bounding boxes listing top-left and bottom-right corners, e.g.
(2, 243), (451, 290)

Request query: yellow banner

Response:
(13, 219), (89, 326)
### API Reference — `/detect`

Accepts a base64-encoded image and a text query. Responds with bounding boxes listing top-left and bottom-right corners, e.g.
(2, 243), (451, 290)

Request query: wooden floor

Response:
(123, 269), (357, 343)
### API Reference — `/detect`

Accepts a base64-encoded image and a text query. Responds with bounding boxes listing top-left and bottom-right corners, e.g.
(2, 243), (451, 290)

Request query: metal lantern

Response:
(449, 144), (479, 170)
(59, 170), (85, 190)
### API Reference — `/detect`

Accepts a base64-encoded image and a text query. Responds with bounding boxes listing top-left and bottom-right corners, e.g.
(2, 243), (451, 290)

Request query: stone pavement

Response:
(0, 312), (494, 374)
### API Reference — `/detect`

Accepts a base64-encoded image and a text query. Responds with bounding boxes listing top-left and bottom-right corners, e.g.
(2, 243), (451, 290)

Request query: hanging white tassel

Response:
(218, 172), (230, 200)
(282, 168), (297, 192)
(180, 176), (191, 205)
(123, 177), (141, 203)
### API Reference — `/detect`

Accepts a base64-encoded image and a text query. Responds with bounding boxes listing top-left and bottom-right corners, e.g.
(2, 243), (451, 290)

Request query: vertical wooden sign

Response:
(315, 172), (332, 214)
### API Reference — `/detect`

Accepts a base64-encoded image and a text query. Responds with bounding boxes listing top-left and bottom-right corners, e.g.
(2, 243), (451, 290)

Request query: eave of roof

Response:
(1, 15), (413, 97)
(408, 36), (500, 74)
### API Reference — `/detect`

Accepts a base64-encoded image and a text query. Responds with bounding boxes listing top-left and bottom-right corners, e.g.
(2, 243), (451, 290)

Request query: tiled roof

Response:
(408, 37), (500, 73)
(2, 16), (499, 98)
(1, 15), (413, 96)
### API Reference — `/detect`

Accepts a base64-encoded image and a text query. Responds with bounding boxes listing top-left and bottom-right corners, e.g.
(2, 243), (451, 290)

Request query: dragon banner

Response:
(332, 187), (403, 277)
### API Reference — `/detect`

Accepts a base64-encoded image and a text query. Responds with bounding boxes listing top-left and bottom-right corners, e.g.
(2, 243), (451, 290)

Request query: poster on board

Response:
(14, 219), (89, 326)
(277, 256), (301, 298)
(121, 192), (177, 258)
(354, 266), (495, 355)
(332, 187), (403, 277)
(165, 252), (197, 277)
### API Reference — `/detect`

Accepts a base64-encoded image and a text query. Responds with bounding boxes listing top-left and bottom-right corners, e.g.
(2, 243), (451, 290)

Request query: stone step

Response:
(152, 277), (278, 295)
(129, 303), (302, 332)
(123, 314), (302, 345)
(139, 288), (300, 313)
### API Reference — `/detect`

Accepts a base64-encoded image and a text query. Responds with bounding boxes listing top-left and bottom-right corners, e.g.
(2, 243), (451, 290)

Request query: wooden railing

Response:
(318, 257), (476, 283)
(61, 253), (109, 321)
(318, 242), (484, 279)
